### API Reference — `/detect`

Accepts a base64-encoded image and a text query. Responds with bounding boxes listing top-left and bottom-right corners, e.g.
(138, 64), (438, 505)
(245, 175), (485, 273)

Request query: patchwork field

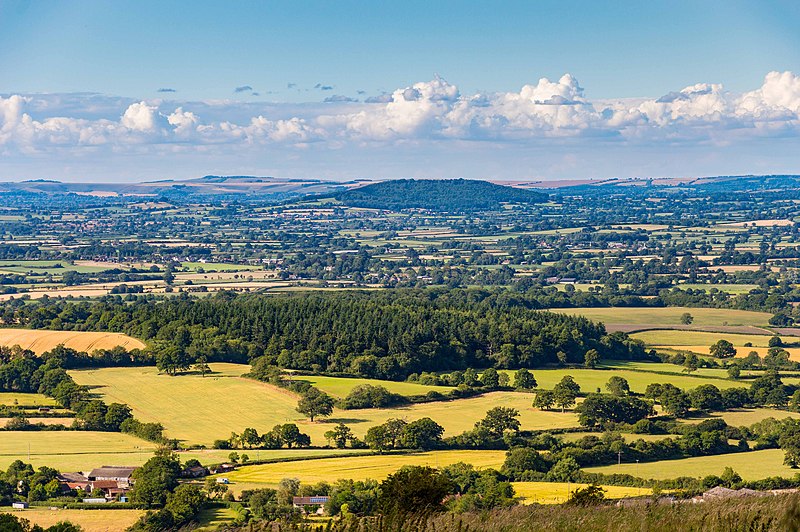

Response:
(630, 330), (798, 347)
(0, 392), (57, 406)
(216, 450), (506, 489)
(584, 449), (794, 480)
(70, 364), (582, 445)
(513, 482), (652, 504)
(0, 508), (143, 532)
(556, 307), (773, 327)
(0, 328), (146, 354)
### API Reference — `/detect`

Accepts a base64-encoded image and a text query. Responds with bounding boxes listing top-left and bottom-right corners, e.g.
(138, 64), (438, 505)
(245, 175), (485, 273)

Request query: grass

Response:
(70, 364), (583, 445)
(0, 328), (146, 354)
(584, 449), (796, 480)
(216, 450), (507, 489)
(513, 481), (652, 504)
(195, 506), (238, 530)
(681, 408), (800, 427)
(0, 431), (156, 471)
(0, 392), (57, 406)
(504, 367), (747, 394)
(294, 374), (452, 398)
(630, 330), (799, 347)
(556, 307), (772, 327)
(0, 508), (143, 531)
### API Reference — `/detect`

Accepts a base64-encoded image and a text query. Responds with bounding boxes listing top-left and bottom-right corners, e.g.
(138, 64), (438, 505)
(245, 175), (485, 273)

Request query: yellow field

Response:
(584, 449), (794, 480)
(556, 307), (772, 327)
(660, 345), (800, 362)
(0, 431), (156, 472)
(631, 330), (798, 347)
(513, 482), (652, 504)
(681, 408), (800, 427)
(217, 450), (506, 490)
(0, 417), (74, 427)
(0, 328), (145, 354)
(1, 508), (143, 532)
(71, 364), (581, 446)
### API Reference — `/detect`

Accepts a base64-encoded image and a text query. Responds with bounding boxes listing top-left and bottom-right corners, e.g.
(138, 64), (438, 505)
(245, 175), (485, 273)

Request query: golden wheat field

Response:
(0, 328), (146, 354)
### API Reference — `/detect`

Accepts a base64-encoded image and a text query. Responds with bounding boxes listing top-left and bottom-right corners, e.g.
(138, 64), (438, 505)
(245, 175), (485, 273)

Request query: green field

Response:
(216, 450), (506, 489)
(70, 364), (582, 445)
(584, 449), (795, 480)
(513, 481), (652, 504)
(0, 392), (57, 407)
(294, 374), (452, 397)
(502, 367), (746, 394)
(0, 431), (156, 471)
(557, 307), (772, 327)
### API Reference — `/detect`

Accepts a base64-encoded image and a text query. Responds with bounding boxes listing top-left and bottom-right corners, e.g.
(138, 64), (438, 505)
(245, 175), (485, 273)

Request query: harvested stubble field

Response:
(70, 364), (582, 445)
(0, 508), (143, 532)
(513, 482), (652, 504)
(0, 328), (146, 354)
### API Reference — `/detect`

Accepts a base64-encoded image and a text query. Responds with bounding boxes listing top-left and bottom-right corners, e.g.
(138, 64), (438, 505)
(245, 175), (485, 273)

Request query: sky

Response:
(1, 0), (800, 182)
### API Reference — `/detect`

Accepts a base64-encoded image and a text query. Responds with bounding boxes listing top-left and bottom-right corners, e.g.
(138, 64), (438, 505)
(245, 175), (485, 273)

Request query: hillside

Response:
(334, 178), (548, 211)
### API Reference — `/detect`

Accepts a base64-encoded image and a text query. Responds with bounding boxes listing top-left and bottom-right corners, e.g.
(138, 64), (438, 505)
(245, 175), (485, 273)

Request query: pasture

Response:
(0, 328), (146, 354)
(505, 367), (746, 393)
(294, 374), (452, 397)
(0, 431), (156, 471)
(0, 392), (57, 406)
(0, 508), (143, 532)
(630, 330), (798, 347)
(513, 482), (652, 504)
(555, 307), (772, 327)
(70, 364), (583, 445)
(216, 450), (506, 489)
(584, 449), (794, 480)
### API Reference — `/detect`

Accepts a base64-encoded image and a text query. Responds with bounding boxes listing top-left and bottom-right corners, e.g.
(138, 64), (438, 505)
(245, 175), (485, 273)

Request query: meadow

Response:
(0, 392), (57, 406)
(0, 328), (146, 354)
(584, 449), (795, 481)
(0, 508), (143, 532)
(630, 330), (798, 347)
(70, 364), (582, 445)
(294, 374), (452, 397)
(556, 307), (773, 327)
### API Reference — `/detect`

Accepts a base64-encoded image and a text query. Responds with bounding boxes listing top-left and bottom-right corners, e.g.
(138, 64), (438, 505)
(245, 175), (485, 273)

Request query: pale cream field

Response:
(1, 508), (143, 532)
(0, 328), (145, 354)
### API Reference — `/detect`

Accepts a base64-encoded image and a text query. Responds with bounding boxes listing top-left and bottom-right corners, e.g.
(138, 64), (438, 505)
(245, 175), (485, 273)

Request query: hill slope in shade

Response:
(334, 178), (548, 211)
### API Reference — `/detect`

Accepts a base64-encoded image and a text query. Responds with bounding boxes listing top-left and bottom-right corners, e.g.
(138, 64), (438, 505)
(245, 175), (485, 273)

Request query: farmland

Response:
(70, 364), (583, 445)
(0, 328), (146, 354)
(584, 449), (795, 480)
(513, 482), (652, 504)
(558, 307), (773, 327)
(292, 374), (452, 397)
(215, 450), (507, 489)
(0, 508), (143, 531)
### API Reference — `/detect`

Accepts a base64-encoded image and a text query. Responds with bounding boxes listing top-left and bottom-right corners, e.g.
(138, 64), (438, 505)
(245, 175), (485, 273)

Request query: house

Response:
(293, 496), (330, 515)
(181, 465), (208, 478)
(87, 466), (136, 488)
(12, 502), (29, 509)
(209, 463), (236, 475)
(57, 472), (90, 492)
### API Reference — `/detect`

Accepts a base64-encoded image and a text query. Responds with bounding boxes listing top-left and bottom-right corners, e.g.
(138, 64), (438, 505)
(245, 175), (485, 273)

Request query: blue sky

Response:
(1, 0), (800, 181)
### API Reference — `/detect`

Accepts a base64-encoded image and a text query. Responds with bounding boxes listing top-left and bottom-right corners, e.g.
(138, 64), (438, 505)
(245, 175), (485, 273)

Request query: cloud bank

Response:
(2, 71), (800, 180)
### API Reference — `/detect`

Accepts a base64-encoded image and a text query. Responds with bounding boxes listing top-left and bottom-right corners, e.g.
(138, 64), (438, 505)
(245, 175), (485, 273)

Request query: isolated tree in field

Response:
(514, 368), (537, 390)
(296, 387), (334, 422)
(680, 312), (694, 325)
(567, 484), (605, 506)
(605, 376), (630, 396)
(682, 352), (700, 373)
(476, 407), (520, 438)
(710, 339), (737, 359)
(533, 389), (555, 410)
(193, 355), (210, 377)
(325, 423), (355, 448)
(553, 375), (581, 412)
(769, 336), (784, 348)
(584, 349), (600, 368)
(727, 364), (741, 379)
(400, 417), (444, 450)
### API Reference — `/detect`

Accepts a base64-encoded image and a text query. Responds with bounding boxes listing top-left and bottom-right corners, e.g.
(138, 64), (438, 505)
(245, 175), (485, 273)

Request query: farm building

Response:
(87, 466), (137, 488)
(293, 495), (330, 515)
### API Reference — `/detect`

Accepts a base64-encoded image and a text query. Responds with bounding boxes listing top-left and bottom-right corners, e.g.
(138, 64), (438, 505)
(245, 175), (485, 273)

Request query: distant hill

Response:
(334, 178), (548, 211)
